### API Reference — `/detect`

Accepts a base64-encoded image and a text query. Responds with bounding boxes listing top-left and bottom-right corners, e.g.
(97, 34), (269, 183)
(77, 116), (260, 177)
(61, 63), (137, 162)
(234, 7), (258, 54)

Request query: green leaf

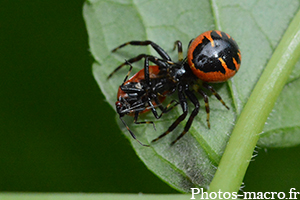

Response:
(83, 0), (300, 192)
(259, 74), (300, 148)
(257, 57), (300, 148)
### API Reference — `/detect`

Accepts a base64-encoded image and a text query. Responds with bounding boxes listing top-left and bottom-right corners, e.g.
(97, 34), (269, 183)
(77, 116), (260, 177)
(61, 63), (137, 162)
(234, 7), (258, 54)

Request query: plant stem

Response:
(208, 8), (300, 193)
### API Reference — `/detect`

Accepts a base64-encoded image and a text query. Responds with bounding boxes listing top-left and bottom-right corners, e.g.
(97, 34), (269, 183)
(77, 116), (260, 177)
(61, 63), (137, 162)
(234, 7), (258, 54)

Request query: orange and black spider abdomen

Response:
(187, 30), (241, 83)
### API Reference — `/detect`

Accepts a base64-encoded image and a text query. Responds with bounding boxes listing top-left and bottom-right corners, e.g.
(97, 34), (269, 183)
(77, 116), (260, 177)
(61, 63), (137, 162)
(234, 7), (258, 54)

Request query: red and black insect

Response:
(114, 62), (178, 146)
(109, 30), (241, 145)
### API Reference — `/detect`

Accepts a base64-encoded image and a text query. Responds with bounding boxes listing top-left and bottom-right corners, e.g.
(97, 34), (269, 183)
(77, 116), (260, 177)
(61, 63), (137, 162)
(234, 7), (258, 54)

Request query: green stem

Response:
(208, 8), (300, 193)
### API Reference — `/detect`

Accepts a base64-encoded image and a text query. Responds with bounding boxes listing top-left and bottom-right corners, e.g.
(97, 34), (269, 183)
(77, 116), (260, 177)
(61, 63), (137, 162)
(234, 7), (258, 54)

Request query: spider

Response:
(108, 30), (241, 145)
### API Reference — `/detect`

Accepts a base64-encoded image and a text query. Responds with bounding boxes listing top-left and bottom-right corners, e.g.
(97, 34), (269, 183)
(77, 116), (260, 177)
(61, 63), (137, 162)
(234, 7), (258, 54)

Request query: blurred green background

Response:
(1, 0), (300, 194)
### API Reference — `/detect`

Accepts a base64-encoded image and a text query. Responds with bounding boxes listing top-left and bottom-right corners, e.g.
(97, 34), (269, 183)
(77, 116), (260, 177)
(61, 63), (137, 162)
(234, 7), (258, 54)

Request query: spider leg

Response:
(120, 60), (133, 86)
(173, 40), (183, 61)
(152, 95), (179, 119)
(119, 114), (150, 147)
(133, 110), (156, 131)
(202, 82), (229, 110)
(112, 40), (172, 61)
(157, 99), (179, 118)
(151, 85), (188, 143)
(197, 89), (210, 129)
(171, 89), (200, 145)
(107, 54), (171, 79)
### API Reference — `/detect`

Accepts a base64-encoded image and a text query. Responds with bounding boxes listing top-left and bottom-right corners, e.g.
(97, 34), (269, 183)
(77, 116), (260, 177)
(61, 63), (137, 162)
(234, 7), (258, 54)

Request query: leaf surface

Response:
(84, 0), (300, 192)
